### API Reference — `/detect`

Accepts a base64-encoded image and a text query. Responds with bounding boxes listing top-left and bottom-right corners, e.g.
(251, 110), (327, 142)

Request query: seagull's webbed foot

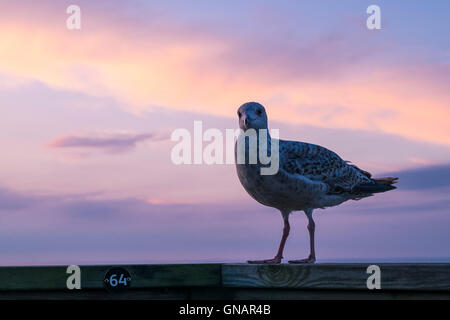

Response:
(247, 256), (282, 264)
(288, 255), (316, 264)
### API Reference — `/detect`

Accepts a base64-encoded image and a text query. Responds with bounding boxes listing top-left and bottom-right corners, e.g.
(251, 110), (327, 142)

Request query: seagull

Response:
(235, 102), (398, 264)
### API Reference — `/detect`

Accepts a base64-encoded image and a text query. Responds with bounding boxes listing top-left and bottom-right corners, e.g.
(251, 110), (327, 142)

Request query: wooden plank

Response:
(226, 288), (450, 300)
(0, 264), (221, 291)
(222, 263), (450, 291)
(1, 263), (449, 293)
(0, 266), (66, 291)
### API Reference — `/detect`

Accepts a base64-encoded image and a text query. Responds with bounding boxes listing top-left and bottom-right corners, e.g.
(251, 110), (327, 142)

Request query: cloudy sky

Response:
(0, 0), (449, 265)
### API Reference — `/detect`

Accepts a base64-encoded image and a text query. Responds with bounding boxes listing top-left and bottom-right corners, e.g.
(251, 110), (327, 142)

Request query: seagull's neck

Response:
(255, 128), (272, 150)
(261, 129), (271, 143)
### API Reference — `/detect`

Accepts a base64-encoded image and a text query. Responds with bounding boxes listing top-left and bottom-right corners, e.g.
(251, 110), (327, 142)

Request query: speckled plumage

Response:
(234, 102), (398, 264)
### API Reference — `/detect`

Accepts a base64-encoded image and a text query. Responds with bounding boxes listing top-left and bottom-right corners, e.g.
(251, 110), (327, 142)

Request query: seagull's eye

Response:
(256, 109), (262, 116)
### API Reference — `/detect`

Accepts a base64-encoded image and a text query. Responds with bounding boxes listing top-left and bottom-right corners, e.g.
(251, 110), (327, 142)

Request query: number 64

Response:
(109, 274), (128, 287)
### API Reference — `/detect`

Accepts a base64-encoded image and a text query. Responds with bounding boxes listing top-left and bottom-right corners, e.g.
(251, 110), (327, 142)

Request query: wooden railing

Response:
(0, 263), (449, 299)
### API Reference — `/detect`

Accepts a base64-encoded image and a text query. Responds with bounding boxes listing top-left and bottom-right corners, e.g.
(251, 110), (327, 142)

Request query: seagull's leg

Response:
(275, 214), (290, 260)
(248, 211), (290, 264)
(288, 209), (316, 264)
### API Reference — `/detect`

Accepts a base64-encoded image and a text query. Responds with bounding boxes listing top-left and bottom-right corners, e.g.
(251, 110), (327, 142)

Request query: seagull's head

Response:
(237, 102), (268, 131)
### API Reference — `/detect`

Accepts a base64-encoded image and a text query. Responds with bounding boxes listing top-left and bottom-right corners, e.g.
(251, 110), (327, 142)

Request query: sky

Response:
(0, 0), (449, 265)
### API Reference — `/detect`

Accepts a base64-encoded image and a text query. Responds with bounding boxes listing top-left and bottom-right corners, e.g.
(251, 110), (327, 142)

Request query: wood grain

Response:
(0, 263), (449, 298)
(0, 264), (221, 291)
(222, 263), (450, 291)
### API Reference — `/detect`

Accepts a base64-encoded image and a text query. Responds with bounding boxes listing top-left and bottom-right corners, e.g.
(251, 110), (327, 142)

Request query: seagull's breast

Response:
(235, 162), (320, 210)
(234, 136), (332, 211)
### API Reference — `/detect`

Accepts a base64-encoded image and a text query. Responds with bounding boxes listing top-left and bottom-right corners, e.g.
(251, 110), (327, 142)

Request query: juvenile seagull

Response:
(235, 102), (398, 264)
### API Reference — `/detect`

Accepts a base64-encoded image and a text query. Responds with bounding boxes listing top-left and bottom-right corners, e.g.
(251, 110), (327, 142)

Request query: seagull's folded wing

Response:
(279, 140), (372, 194)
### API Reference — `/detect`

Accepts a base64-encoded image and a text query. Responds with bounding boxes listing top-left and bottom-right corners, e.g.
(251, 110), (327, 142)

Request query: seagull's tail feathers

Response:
(373, 177), (399, 186)
(353, 177), (399, 193)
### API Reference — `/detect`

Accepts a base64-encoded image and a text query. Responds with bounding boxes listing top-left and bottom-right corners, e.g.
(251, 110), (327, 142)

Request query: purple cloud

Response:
(0, 187), (36, 210)
(47, 131), (167, 154)
(384, 164), (450, 191)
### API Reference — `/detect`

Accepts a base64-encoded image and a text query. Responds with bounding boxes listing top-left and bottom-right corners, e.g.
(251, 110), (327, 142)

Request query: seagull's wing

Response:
(279, 140), (372, 193)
